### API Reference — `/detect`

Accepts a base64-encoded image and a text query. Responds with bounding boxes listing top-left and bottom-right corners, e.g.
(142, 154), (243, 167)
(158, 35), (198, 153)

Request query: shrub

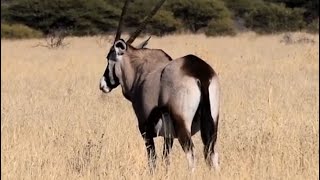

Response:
(146, 10), (183, 36)
(167, 0), (232, 32)
(121, 0), (181, 35)
(303, 0), (319, 22)
(265, 0), (318, 20)
(4, 0), (120, 36)
(205, 18), (236, 36)
(244, 3), (306, 33)
(122, 0), (157, 28)
(1, 0), (318, 37)
(1, 23), (43, 39)
(224, 0), (264, 17)
(306, 19), (319, 33)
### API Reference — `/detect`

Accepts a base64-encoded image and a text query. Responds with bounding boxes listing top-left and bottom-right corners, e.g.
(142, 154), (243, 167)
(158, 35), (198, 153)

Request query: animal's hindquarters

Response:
(159, 77), (201, 136)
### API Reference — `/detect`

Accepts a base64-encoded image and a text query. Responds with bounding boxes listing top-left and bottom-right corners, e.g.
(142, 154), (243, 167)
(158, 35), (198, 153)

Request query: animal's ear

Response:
(114, 39), (127, 55)
(136, 36), (151, 49)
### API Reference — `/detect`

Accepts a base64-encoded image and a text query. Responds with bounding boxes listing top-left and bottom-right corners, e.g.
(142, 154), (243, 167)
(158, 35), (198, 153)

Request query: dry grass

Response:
(1, 32), (319, 180)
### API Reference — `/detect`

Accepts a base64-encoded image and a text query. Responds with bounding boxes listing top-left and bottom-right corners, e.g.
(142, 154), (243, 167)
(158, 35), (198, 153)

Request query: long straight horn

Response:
(114, 0), (130, 43)
(126, 0), (166, 44)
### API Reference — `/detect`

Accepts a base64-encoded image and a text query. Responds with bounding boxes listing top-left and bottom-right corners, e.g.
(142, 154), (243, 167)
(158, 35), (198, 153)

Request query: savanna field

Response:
(1, 33), (319, 179)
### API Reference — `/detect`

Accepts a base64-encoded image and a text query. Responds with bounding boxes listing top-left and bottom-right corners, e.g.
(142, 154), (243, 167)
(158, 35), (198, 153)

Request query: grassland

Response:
(1, 32), (319, 179)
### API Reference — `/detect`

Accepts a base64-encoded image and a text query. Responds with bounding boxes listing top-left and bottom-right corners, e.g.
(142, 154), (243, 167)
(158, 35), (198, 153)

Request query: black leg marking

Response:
(201, 114), (219, 167)
(163, 137), (173, 165)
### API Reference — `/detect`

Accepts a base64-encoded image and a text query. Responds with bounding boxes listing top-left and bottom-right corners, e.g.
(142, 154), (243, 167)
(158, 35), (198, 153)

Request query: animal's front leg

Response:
(140, 125), (157, 173)
(145, 136), (156, 171)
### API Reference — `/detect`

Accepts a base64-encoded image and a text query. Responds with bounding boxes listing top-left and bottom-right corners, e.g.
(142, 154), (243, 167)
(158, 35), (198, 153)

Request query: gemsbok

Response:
(99, 0), (220, 172)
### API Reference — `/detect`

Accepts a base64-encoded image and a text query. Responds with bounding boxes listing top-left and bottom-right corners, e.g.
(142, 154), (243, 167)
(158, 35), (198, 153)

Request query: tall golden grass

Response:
(1, 32), (319, 179)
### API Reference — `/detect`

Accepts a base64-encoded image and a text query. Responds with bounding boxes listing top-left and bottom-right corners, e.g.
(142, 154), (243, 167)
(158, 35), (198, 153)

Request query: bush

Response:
(306, 19), (319, 33)
(224, 0), (264, 17)
(244, 3), (306, 33)
(122, 0), (157, 28)
(167, 0), (232, 32)
(1, 23), (43, 39)
(146, 10), (183, 36)
(205, 18), (236, 36)
(121, 0), (182, 35)
(265, 0), (319, 21)
(4, 0), (120, 36)
(303, 0), (319, 22)
(1, 0), (318, 37)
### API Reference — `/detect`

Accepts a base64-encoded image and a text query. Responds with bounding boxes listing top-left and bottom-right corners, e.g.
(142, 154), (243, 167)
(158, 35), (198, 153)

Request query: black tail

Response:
(198, 80), (218, 160)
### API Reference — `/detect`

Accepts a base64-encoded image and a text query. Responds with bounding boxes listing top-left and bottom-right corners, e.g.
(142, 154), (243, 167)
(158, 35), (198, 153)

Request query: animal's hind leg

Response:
(163, 137), (173, 165)
(160, 78), (201, 171)
(162, 112), (174, 165)
(201, 114), (219, 170)
(172, 113), (195, 172)
(178, 131), (195, 172)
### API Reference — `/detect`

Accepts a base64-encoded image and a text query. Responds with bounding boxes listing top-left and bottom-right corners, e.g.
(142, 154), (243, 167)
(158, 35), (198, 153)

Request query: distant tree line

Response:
(1, 0), (319, 39)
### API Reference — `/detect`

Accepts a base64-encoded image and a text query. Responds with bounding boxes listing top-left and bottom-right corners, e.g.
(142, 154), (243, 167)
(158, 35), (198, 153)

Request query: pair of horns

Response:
(114, 0), (166, 44)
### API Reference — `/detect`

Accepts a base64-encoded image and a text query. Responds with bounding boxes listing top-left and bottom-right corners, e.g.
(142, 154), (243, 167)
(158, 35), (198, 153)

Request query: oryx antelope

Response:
(99, 0), (220, 172)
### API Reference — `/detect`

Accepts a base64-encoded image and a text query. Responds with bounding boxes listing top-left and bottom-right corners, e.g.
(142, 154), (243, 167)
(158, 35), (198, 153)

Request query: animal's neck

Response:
(119, 47), (171, 101)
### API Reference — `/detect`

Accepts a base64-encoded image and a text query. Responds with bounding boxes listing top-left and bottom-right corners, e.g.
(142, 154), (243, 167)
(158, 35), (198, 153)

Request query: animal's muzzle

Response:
(99, 76), (111, 93)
